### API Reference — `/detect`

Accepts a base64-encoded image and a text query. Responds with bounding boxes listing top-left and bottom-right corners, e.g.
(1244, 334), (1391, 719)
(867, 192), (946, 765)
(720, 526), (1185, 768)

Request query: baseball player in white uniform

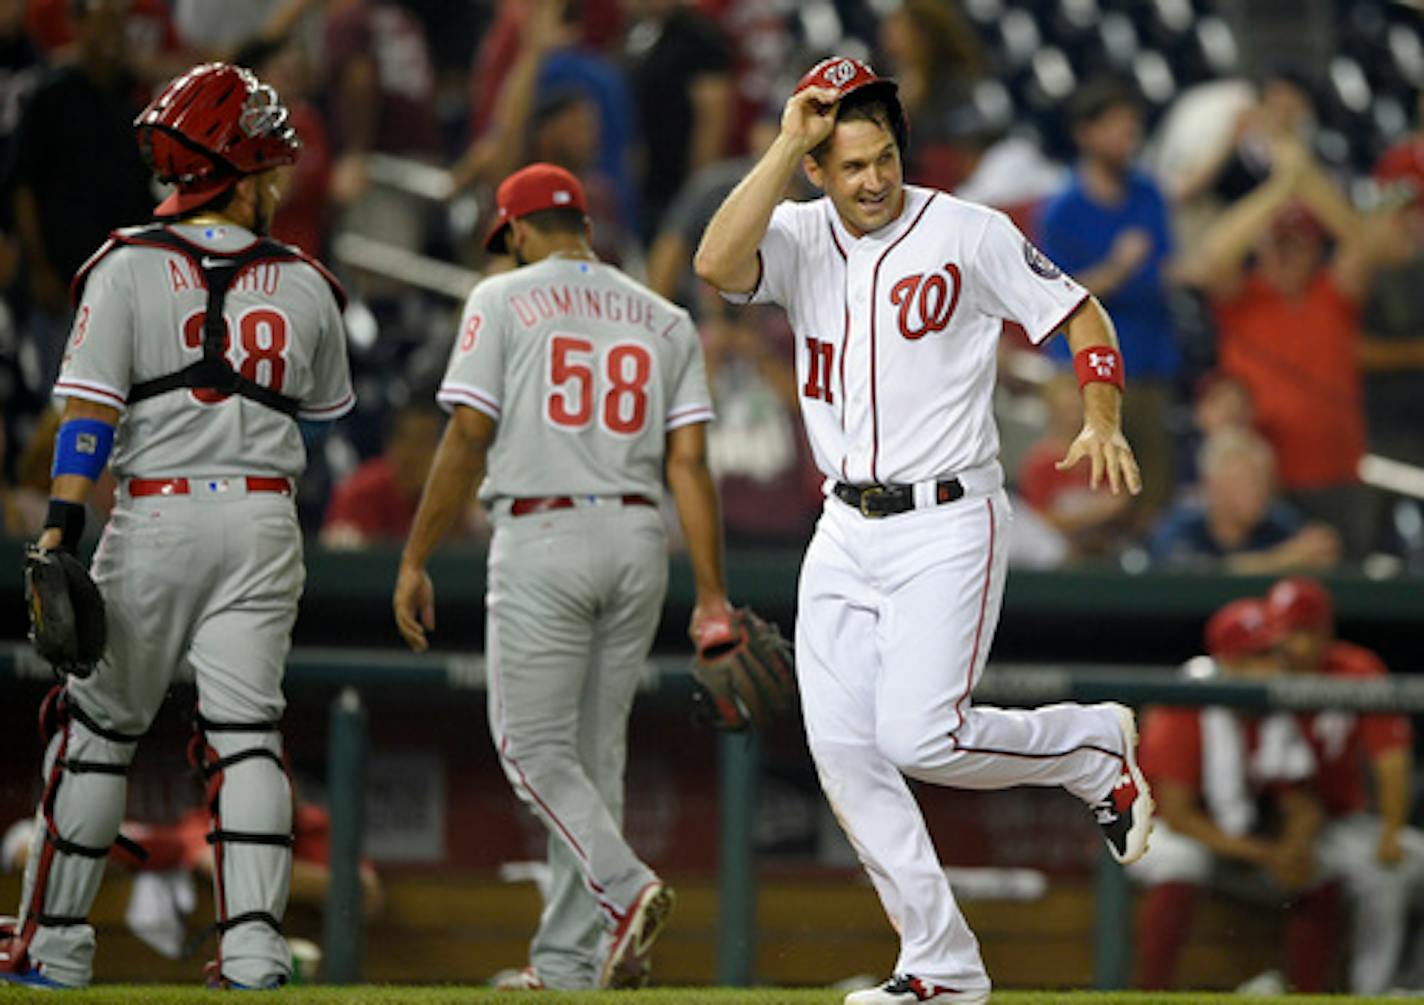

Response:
(695, 58), (1153, 1004)
(393, 163), (729, 990)
(0, 64), (353, 990)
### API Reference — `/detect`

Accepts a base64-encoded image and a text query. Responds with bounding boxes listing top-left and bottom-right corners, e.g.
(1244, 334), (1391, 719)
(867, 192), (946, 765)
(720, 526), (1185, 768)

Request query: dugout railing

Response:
(4, 643), (1424, 989)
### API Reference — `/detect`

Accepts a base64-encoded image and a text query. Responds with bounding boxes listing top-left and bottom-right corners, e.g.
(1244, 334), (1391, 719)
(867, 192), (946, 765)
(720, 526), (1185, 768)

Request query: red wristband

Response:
(1073, 346), (1125, 391)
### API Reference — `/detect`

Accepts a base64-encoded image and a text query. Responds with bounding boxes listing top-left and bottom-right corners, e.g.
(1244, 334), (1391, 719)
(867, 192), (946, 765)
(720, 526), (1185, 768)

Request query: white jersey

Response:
(438, 255), (714, 503)
(55, 223), (355, 478)
(732, 185), (1087, 485)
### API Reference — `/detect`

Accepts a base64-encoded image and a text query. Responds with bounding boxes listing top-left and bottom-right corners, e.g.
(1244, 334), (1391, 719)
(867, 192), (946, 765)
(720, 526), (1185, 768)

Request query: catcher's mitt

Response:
(24, 545), (106, 679)
(691, 608), (796, 731)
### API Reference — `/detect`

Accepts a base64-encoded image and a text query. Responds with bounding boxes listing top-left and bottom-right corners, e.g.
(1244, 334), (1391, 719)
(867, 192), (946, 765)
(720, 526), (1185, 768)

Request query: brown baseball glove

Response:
(24, 544), (106, 679)
(691, 607), (796, 731)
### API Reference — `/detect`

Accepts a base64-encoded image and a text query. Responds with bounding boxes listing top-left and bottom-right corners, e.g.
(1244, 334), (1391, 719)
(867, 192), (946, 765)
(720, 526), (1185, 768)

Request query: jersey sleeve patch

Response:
(52, 378), (128, 411)
(437, 382), (501, 420)
(1023, 239), (1064, 279)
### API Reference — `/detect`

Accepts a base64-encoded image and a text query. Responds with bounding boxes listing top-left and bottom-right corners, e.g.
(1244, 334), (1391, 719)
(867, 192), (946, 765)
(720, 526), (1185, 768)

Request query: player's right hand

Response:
(393, 563), (436, 653)
(781, 86), (840, 154)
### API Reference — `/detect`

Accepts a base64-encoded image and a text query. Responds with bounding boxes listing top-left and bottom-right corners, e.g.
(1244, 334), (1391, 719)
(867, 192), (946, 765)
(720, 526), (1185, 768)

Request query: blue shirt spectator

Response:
(1037, 167), (1179, 380)
(1036, 78), (1184, 528)
(1148, 498), (1300, 566)
(538, 51), (638, 234)
(1146, 426), (1340, 573)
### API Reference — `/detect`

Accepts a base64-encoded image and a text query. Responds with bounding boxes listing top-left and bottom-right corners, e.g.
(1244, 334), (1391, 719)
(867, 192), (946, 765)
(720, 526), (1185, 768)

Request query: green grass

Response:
(0, 989), (1405, 1004)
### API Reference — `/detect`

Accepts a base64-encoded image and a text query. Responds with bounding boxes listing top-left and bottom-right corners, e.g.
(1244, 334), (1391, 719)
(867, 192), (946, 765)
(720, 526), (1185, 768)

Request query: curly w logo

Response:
(889, 264), (962, 341)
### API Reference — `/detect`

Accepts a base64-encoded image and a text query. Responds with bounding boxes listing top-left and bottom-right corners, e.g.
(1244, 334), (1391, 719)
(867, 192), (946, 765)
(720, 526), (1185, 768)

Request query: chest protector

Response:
(71, 225), (347, 419)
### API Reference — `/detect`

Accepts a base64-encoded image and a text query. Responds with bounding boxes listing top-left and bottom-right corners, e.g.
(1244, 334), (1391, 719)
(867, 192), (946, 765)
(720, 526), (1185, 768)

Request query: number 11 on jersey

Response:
(803, 336), (835, 404)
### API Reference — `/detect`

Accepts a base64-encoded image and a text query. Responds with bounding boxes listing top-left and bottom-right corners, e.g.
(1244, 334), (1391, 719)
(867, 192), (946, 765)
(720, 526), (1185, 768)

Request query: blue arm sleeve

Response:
(51, 418), (115, 480)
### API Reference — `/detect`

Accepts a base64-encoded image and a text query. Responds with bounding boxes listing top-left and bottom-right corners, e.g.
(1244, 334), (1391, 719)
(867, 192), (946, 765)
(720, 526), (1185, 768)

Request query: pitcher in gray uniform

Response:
(0, 64), (354, 990)
(394, 163), (732, 990)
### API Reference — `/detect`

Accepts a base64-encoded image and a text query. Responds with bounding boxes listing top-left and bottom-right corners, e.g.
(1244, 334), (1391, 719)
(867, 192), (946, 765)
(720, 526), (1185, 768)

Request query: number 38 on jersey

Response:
(179, 307), (291, 405)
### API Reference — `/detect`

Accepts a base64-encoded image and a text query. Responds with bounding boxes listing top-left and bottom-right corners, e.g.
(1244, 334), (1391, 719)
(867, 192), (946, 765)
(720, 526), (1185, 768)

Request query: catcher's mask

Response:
(136, 62), (301, 219)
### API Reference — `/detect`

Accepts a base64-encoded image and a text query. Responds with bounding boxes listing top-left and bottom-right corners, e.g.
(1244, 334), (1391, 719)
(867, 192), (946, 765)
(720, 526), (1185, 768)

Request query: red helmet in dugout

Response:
(794, 56), (910, 153)
(1204, 598), (1279, 660)
(1266, 576), (1334, 633)
(136, 63), (301, 218)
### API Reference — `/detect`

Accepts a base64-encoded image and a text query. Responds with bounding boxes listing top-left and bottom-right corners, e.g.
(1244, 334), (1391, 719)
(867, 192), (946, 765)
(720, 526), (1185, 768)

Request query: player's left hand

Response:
(1056, 423), (1142, 496)
(393, 563), (436, 653)
(1377, 828), (1405, 866)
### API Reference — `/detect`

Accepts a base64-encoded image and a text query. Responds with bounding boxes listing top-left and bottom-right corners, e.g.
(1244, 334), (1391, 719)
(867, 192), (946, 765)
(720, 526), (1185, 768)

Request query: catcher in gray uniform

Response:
(2, 64), (354, 990)
(394, 163), (744, 990)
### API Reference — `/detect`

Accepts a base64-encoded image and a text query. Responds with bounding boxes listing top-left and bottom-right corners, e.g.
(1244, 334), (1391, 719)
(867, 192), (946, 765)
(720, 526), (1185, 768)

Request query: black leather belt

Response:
(833, 478), (965, 518)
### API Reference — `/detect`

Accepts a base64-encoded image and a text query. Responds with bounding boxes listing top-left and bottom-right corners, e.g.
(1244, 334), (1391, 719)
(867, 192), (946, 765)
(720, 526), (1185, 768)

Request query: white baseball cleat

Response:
(844, 973), (990, 1003)
(599, 880), (675, 989)
(1090, 702), (1155, 865)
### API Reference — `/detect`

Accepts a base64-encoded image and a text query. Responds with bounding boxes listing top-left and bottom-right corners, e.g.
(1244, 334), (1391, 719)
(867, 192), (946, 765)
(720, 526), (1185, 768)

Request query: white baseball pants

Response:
(797, 488), (1127, 990)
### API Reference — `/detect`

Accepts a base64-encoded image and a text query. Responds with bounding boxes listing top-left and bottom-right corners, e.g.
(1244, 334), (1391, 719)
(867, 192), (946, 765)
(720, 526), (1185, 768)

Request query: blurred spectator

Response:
(1173, 370), (1253, 488)
(693, 0), (794, 154)
(6, 0), (153, 391)
(321, 403), (446, 549)
(449, 0), (562, 201)
(468, 0), (637, 236)
(1129, 598), (1338, 991)
(954, 128), (1066, 236)
(0, 0), (43, 174)
(321, 0), (442, 207)
(1192, 370), (1253, 439)
(701, 300), (819, 546)
(1266, 577), (1424, 994)
(238, 33), (332, 257)
(1364, 96), (1424, 474)
(25, 0), (189, 90)
(645, 112), (792, 311)
(525, 86), (631, 264)
(624, 0), (733, 238)
(877, 0), (983, 190)
(1016, 372), (1130, 559)
(1182, 132), (1383, 559)
(1168, 67), (1319, 208)
(1038, 78), (1180, 528)
(172, 0), (303, 55)
(1148, 427), (1340, 573)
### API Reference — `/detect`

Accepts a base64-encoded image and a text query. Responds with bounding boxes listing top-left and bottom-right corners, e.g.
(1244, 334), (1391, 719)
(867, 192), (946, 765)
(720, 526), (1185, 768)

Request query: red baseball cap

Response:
(795, 56), (896, 101)
(1204, 598), (1280, 660)
(793, 56), (908, 151)
(484, 163), (588, 254)
(1265, 576), (1334, 634)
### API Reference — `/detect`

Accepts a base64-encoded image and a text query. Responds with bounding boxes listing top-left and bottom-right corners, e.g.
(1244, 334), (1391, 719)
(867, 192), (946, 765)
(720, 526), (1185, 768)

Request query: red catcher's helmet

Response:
(1204, 598), (1279, 660)
(793, 56), (909, 153)
(1266, 576), (1334, 633)
(136, 63), (300, 218)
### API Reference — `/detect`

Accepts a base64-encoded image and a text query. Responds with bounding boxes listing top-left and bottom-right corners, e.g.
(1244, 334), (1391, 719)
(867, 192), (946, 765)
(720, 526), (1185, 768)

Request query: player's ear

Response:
(802, 154), (824, 191)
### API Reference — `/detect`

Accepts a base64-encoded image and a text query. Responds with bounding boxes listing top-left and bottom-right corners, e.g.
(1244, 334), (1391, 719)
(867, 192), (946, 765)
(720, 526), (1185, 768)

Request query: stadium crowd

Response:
(0, 0), (1422, 576)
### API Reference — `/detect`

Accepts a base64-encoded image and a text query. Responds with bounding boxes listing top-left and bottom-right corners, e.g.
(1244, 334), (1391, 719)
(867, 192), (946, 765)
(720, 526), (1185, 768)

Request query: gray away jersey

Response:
(55, 223), (356, 478)
(439, 255), (714, 503)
